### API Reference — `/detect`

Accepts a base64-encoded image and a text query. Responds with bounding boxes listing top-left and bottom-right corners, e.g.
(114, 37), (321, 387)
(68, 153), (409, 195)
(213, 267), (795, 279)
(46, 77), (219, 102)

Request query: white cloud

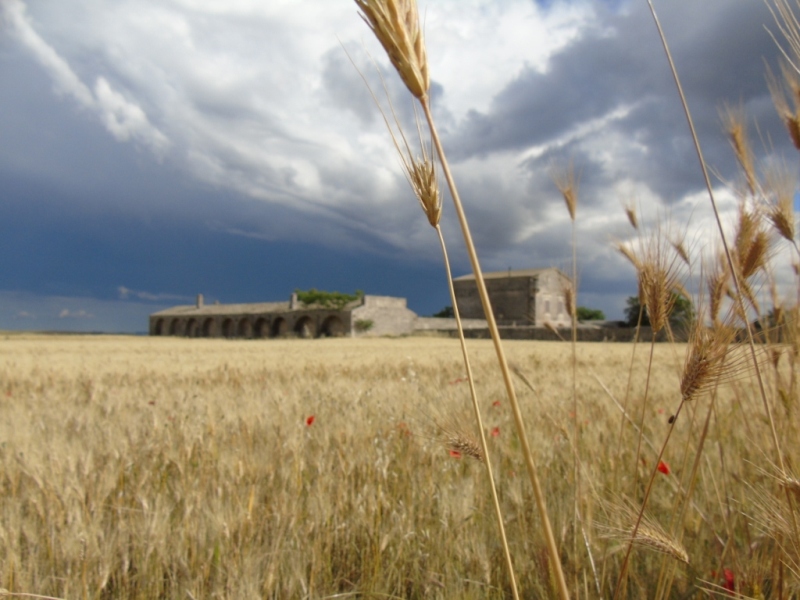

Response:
(117, 286), (190, 302)
(94, 77), (170, 155)
(0, 292), (160, 332)
(2, 0), (170, 157)
(2, 0), (94, 106)
(1, 0), (594, 235)
(58, 308), (93, 319)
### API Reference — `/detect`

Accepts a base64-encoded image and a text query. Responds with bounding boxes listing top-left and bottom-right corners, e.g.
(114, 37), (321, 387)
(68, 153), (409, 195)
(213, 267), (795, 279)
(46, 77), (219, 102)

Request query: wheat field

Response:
(0, 333), (783, 598)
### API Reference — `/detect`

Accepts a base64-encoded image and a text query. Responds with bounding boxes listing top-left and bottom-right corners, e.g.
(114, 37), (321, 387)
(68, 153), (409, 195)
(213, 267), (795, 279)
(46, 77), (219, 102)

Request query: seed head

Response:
(552, 162), (578, 221)
(680, 322), (736, 402)
(722, 106), (757, 196)
(599, 500), (689, 565)
(624, 202), (639, 230)
(768, 62), (800, 152)
(407, 154), (441, 227)
(764, 163), (797, 243)
(355, 0), (429, 100)
(734, 204), (771, 281)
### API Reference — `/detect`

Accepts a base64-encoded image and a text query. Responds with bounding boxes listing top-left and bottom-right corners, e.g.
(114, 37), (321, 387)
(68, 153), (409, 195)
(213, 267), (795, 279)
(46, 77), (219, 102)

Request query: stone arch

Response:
(185, 318), (199, 337)
(222, 318), (234, 338)
(238, 318), (253, 339)
(154, 319), (164, 335)
(294, 316), (316, 339)
(168, 319), (180, 336)
(271, 317), (288, 338)
(254, 317), (270, 338)
(202, 318), (216, 337)
(321, 315), (345, 337)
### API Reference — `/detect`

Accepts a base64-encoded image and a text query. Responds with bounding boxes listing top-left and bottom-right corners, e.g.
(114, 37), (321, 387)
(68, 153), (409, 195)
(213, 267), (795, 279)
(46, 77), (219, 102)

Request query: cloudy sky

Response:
(0, 0), (797, 332)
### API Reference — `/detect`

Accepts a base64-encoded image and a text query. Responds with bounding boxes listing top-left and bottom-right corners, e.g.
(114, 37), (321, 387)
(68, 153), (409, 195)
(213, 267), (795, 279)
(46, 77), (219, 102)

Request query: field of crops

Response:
(0, 333), (789, 598)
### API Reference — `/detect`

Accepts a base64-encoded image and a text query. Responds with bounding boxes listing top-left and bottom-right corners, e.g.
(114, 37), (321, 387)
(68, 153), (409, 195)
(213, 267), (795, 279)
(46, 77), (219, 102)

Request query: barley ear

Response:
(764, 162), (797, 243)
(552, 162), (578, 221)
(355, 0), (429, 100)
(721, 105), (757, 196)
(680, 321), (736, 402)
(768, 61), (800, 151)
(624, 201), (639, 230)
(600, 500), (689, 565)
(436, 418), (484, 463)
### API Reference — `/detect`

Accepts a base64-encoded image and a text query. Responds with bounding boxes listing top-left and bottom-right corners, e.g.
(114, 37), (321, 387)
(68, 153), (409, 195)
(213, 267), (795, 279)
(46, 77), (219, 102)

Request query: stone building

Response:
(453, 267), (572, 327)
(149, 293), (419, 339)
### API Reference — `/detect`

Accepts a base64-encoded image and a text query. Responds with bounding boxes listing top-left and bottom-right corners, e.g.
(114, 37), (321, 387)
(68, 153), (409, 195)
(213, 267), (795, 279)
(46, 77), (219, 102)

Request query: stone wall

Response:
(458, 326), (679, 342)
(413, 316), (488, 331)
(453, 276), (535, 324)
(350, 295), (417, 337)
(453, 269), (571, 327)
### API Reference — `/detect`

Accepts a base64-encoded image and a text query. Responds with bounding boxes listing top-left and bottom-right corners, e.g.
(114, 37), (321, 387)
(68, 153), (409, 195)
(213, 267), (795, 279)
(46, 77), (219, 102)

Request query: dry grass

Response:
(0, 334), (792, 598)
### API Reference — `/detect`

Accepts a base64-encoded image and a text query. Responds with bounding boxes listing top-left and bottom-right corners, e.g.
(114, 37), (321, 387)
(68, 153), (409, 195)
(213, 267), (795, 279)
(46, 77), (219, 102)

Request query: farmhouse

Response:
(453, 267), (572, 328)
(149, 267), (573, 339)
(149, 293), (419, 338)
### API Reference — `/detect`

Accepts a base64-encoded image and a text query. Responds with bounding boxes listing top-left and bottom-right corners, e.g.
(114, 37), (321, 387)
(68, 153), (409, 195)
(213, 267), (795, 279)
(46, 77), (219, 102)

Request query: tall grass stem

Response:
(420, 97), (570, 600)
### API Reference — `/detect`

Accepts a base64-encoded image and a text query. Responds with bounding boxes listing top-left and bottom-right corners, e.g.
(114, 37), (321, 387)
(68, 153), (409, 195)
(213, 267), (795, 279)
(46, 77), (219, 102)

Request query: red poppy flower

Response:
(657, 460), (670, 475)
(449, 449), (462, 459)
(492, 400), (501, 408)
(305, 415), (315, 426)
(722, 568), (735, 591)
(491, 426), (500, 437)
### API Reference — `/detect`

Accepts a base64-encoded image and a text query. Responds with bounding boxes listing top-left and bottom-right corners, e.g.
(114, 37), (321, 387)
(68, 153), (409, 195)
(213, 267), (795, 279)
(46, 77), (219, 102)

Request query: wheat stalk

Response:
(353, 2), (570, 597)
(349, 31), (521, 598)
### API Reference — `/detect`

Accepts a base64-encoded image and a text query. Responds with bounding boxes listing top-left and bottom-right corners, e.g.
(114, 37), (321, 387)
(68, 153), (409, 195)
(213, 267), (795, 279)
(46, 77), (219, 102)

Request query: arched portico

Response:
(321, 315), (345, 337)
(295, 316), (315, 338)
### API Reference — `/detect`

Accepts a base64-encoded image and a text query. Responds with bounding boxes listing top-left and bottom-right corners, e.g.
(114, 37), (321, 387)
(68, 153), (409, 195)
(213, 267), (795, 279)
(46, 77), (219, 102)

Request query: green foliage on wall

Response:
(354, 319), (374, 332)
(295, 288), (364, 310)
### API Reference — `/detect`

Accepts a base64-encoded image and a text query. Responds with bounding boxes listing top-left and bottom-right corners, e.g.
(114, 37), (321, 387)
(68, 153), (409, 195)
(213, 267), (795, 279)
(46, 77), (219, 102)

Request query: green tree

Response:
(624, 293), (694, 328)
(295, 288), (364, 310)
(576, 306), (605, 321)
(433, 305), (454, 318)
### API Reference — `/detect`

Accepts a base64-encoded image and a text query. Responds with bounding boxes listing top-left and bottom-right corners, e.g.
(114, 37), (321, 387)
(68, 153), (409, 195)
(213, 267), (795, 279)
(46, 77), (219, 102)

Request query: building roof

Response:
(151, 301), (290, 317)
(453, 267), (567, 281)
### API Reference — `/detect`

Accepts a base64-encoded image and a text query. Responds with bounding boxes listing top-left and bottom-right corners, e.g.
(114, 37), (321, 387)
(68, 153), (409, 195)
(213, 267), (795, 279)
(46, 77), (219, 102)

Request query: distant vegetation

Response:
(295, 288), (363, 310)
(624, 293), (694, 328)
(576, 306), (605, 321)
(432, 305), (454, 318)
(354, 318), (374, 332)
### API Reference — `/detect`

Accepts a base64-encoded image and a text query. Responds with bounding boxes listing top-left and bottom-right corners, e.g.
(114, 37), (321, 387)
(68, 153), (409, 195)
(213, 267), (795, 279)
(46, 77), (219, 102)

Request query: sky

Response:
(0, 0), (798, 333)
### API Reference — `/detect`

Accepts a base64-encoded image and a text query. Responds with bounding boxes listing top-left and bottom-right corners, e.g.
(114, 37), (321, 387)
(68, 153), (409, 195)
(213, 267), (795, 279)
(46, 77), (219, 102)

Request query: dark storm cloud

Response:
(449, 1), (792, 203)
(3, 0), (798, 330)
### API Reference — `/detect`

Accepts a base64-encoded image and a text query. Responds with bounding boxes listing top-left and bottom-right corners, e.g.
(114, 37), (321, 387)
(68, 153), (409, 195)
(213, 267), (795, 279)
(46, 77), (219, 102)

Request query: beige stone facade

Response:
(149, 293), (421, 339)
(149, 269), (569, 339)
(453, 267), (572, 328)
